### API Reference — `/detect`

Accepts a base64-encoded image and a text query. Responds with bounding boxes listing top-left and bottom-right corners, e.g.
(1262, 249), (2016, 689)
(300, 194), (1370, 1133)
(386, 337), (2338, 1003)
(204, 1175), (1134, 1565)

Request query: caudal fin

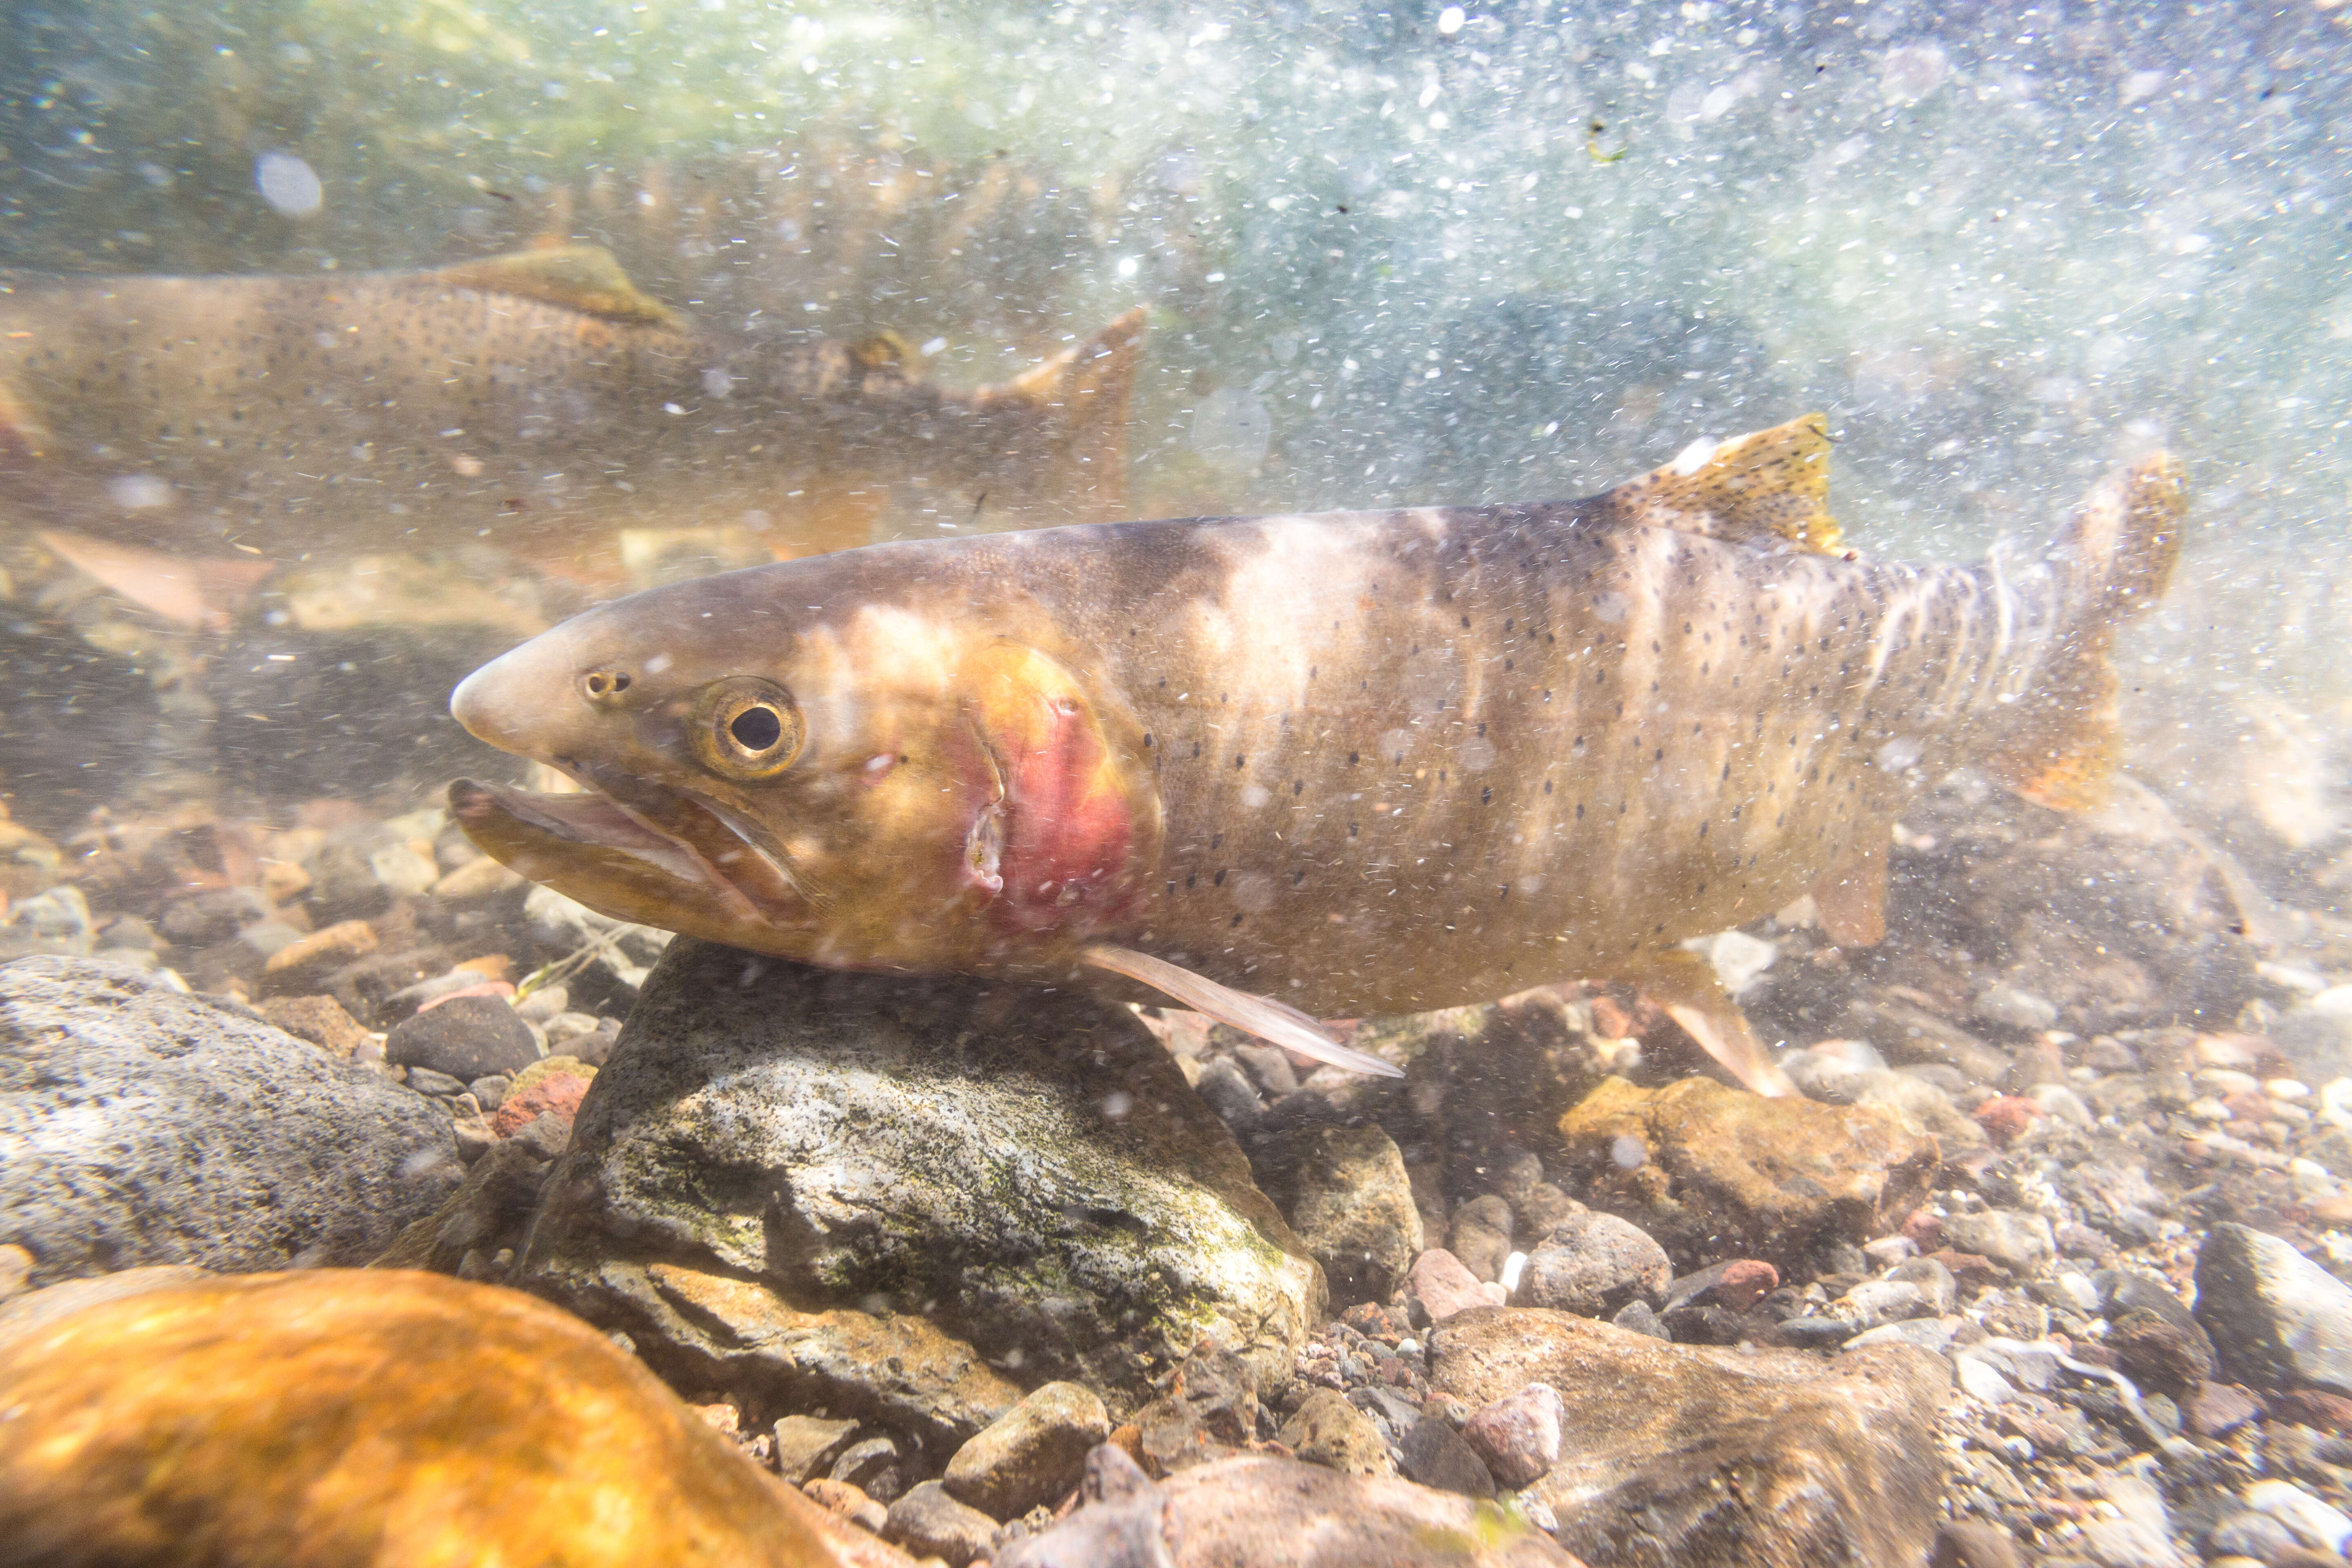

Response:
(970, 309), (1144, 525)
(1982, 452), (2185, 813)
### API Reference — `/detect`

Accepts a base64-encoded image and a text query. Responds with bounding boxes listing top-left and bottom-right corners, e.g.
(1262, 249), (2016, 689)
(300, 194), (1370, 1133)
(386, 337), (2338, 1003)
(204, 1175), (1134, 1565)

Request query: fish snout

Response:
(450, 638), (588, 757)
(450, 655), (528, 752)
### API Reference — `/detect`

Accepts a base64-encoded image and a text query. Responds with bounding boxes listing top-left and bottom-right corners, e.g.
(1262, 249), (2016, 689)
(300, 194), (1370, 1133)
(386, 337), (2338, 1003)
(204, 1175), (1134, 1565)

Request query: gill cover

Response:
(953, 639), (1161, 936)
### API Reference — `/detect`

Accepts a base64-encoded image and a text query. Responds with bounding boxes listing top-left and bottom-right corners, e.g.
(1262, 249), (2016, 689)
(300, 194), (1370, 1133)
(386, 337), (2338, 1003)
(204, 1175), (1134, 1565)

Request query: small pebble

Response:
(2247, 1479), (2352, 1555)
(261, 918), (378, 976)
(1460, 1382), (1564, 1488)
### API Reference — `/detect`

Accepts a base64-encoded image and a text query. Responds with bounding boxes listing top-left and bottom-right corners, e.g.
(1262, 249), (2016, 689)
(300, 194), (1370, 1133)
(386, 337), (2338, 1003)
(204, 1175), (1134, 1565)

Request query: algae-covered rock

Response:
(0, 1268), (910, 1567)
(1431, 1306), (1949, 1568)
(519, 938), (1324, 1420)
(1554, 1076), (1940, 1272)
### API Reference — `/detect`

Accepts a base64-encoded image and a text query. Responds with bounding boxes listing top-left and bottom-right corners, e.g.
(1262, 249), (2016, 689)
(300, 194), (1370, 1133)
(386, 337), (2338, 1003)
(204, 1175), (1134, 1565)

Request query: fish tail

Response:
(1982, 452), (2185, 813)
(973, 310), (1145, 524)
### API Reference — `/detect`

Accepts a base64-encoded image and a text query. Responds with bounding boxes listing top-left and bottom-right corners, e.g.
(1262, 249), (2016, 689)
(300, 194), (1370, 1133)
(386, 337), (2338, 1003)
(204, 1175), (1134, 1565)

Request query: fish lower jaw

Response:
(448, 775), (815, 937)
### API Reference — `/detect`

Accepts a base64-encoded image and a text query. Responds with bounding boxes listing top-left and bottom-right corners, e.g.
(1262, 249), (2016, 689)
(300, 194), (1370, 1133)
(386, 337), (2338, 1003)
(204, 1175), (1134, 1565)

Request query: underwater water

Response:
(2, 2), (2352, 1564)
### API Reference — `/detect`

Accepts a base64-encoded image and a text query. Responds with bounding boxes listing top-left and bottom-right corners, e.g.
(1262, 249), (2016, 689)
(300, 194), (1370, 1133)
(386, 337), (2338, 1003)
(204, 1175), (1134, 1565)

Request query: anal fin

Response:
(1628, 947), (1796, 1097)
(1598, 412), (1844, 555)
(39, 531), (273, 631)
(1081, 944), (1403, 1078)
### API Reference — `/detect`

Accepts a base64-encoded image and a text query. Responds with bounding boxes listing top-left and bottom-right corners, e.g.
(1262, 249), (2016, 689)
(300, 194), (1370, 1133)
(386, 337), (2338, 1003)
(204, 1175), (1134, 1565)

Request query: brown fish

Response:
(0, 245), (1140, 625)
(445, 415), (2183, 1092)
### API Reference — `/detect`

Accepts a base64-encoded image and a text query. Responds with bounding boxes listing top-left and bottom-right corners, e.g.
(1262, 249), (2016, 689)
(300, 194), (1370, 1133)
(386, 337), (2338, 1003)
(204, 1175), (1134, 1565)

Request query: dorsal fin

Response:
(432, 245), (686, 331)
(1597, 412), (1844, 555)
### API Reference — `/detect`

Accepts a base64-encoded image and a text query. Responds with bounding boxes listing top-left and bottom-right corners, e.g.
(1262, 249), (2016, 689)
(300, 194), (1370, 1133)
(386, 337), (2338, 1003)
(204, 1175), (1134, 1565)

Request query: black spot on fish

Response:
(1543, 781), (1552, 795)
(1211, 833), (1223, 849)
(1480, 787), (1492, 805)
(1236, 755), (1247, 769)
(1348, 751), (1359, 766)
(1292, 780), (1303, 795)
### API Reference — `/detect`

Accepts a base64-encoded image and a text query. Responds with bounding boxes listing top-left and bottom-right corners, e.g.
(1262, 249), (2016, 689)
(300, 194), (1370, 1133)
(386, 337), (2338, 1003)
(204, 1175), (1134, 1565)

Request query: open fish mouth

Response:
(448, 771), (813, 933)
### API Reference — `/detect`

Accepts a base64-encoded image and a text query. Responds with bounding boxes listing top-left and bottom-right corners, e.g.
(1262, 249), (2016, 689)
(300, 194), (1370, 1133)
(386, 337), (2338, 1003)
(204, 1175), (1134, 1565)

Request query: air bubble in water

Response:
(254, 151), (323, 217)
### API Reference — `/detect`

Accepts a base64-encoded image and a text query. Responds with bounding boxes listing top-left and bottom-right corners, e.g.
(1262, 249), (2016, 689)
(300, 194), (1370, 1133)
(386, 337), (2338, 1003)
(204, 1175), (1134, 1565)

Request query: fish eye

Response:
(691, 677), (803, 779)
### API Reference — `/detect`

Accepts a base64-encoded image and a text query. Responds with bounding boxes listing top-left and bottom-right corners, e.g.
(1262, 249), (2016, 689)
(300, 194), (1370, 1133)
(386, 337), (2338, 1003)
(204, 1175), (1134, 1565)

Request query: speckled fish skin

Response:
(0, 246), (1138, 561)
(447, 416), (2182, 1085)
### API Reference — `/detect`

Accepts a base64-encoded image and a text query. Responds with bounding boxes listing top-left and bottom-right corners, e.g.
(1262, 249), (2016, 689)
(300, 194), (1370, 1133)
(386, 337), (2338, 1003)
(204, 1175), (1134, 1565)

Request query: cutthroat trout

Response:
(0, 245), (1138, 626)
(446, 415), (2183, 1093)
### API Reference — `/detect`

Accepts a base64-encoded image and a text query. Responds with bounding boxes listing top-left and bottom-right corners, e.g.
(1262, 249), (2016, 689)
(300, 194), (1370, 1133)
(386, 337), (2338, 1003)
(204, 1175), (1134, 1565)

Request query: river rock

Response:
(522, 882), (673, 995)
(884, 1481), (998, 1567)
(1252, 1122), (1423, 1306)
(1448, 1195), (1516, 1284)
(520, 939), (1323, 1419)
(368, 1133), (559, 1276)
(0, 956), (459, 1285)
(1277, 1387), (1396, 1478)
(1430, 1305), (1949, 1566)
(1397, 1415), (1496, 1499)
(2274, 987), (2352, 1084)
(384, 993), (539, 1081)
(2195, 1223), (2352, 1395)
(1004, 1443), (1578, 1567)
(1940, 1209), (2056, 1277)
(1517, 1212), (1671, 1318)
(0, 1268), (907, 1567)
(1462, 1382), (1566, 1488)
(1553, 1076), (1941, 1272)
(943, 1380), (1110, 1520)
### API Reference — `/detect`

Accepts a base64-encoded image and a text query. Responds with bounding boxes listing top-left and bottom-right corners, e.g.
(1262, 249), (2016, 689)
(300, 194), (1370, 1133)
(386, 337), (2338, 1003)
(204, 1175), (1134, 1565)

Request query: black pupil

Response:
(729, 705), (783, 752)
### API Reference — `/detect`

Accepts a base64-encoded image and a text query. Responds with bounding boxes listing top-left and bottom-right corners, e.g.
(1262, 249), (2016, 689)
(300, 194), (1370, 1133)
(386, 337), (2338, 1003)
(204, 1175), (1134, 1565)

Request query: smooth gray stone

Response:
(0, 956), (460, 1286)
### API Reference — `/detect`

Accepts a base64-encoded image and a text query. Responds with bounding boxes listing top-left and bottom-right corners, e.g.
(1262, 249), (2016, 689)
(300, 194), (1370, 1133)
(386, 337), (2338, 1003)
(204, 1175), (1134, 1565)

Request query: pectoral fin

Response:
(1629, 947), (1796, 1097)
(38, 531), (274, 632)
(1597, 412), (1844, 555)
(433, 245), (687, 331)
(1081, 944), (1404, 1078)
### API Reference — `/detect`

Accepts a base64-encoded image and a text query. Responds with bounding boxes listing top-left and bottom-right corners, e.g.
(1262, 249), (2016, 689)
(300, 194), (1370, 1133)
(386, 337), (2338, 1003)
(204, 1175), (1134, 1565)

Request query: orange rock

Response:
(1972, 1095), (2043, 1147)
(806, 1478), (889, 1534)
(456, 953), (514, 984)
(262, 918), (379, 976)
(493, 1067), (593, 1138)
(259, 859), (313, 903)
(0, 1269), (911, 1567)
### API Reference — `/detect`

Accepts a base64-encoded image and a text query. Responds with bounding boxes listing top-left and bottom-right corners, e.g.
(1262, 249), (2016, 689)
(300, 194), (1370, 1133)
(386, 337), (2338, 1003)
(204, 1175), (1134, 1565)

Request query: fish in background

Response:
(443, 414), (2183, 1095)
(0, 245), (1142, 628)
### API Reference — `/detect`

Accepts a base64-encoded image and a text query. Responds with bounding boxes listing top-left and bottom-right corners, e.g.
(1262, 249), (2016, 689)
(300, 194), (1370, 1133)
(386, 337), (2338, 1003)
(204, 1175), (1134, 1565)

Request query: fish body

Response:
(448, 416), (2183, 1090)
(0, 246), (1138, 614)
